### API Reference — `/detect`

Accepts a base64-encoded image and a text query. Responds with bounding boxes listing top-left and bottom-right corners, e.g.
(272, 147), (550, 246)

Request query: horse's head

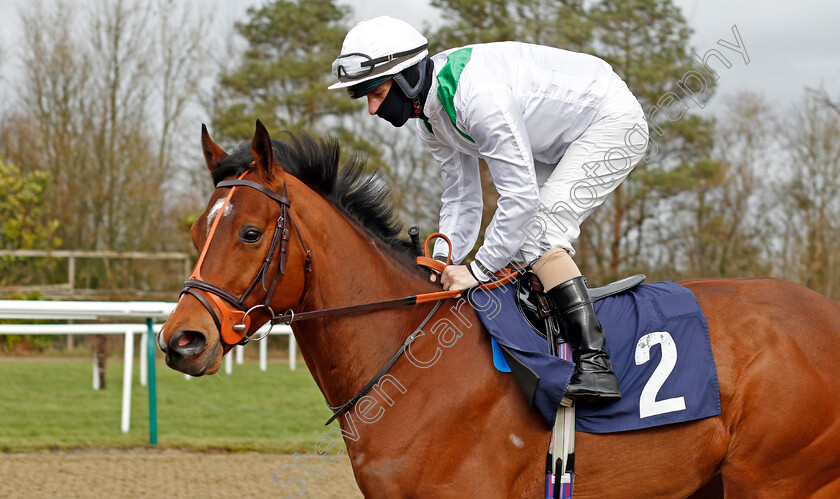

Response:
(160, 121), (311, 375)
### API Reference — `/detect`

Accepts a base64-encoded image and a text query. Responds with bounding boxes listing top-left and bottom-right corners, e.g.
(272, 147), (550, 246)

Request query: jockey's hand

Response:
(440, 265), (479, 296)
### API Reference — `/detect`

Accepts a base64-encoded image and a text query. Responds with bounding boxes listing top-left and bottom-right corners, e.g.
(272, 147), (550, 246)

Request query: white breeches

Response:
(518, 76), (649, 263)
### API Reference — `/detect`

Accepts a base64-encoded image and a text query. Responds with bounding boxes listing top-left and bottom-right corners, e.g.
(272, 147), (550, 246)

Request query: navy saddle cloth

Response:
(468, 280), (721, 433)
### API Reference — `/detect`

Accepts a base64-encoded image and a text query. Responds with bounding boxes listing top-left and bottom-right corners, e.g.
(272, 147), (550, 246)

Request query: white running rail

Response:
(0, 300), (296, 435)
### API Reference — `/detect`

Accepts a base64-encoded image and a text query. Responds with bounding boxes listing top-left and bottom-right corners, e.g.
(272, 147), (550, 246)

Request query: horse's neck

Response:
(291, 203), (437, 407)
(284, 193), (549, 494)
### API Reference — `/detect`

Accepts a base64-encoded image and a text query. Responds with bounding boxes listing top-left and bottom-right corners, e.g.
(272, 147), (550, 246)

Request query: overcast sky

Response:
(347, 0), (840, 116)
(1, 0), (838, 117)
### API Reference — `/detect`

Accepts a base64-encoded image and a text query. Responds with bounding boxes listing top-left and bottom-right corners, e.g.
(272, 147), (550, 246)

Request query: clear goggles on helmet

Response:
(332, 43), (428, 83)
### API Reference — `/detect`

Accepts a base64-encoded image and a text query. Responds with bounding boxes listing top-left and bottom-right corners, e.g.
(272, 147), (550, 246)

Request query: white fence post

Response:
(225, 351), (233, 375)
(289, 334), (296, 371)
(140, 331), (148, 386)
(92, 352), (100, 390)
(235, 344), (244, 365)
(121, 330), (134, 433)
(260, 338), (268, 372)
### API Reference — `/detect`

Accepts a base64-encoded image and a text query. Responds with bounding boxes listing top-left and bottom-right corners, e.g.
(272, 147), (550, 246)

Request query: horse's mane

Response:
(211, 132), (417, 265)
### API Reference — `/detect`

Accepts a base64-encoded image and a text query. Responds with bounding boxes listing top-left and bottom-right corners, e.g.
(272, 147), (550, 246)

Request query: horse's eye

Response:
(239, 226), (262, 243)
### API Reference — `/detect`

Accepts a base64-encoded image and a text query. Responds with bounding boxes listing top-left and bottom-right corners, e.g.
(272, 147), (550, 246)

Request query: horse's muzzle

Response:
(163, 329), (217, 376)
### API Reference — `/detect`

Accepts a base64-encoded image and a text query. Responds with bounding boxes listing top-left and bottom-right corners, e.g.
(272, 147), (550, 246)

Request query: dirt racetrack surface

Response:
(0, 449), (364, 498)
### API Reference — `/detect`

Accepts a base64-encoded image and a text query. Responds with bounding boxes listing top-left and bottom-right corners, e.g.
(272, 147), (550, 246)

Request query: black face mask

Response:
(375, 86), (415, 127)
(374, 60), (434, 128)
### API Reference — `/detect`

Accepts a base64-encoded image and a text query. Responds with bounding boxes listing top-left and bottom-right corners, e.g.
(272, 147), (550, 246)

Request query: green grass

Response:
(0, 358), (336, 452)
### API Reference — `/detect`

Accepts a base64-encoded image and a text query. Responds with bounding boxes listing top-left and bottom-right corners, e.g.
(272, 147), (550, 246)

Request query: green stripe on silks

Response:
(436, 48), (475, 143)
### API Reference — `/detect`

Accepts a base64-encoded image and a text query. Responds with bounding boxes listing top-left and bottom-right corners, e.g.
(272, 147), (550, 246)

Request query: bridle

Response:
(178, 165), (520, 347)
(173, 165), (521, 422)
(180, 167), (311, 347)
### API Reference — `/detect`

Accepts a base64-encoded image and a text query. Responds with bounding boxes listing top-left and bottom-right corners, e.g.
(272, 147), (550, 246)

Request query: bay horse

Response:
(160, 121), (840, 498)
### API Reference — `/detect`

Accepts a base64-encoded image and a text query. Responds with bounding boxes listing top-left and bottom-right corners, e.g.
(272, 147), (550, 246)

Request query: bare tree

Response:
(9, 1), (93, 245)
(0, 0), (215, 295)
(148, 0), (215, 253)
(774, 93), (840, 298)
(87, 0), (156, 251)
(682, 92), (775, 277)
(0, 39), (8, 115)
(809, 86), (840, 118)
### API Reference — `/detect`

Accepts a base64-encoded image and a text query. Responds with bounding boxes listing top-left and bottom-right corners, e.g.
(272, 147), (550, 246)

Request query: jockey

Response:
(329, 16), (649, 404)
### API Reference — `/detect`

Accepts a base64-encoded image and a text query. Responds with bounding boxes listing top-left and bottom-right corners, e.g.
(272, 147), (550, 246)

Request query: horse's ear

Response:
(201, 124), (228, 173)
(250, 119), (276, 181)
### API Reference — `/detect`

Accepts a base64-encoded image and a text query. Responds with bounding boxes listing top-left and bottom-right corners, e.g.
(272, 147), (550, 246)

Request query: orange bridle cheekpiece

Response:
(181, 170), (310, 346)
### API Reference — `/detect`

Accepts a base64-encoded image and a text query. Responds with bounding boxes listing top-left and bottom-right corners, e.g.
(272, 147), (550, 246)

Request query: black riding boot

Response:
(548, 276), (621, 404)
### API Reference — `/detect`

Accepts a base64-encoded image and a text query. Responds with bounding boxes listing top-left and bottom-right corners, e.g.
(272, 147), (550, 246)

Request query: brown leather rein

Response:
(178, 168), (518, 349)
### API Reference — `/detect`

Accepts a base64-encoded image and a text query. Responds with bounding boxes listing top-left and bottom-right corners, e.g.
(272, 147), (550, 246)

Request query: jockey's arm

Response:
(418, 127), (483, 266)
(459, 85), (540, 277)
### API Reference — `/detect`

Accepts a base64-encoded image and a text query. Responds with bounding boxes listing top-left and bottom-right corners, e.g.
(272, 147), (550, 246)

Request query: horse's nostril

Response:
(157, 329), (168, 352)
(168, 330), (207, 357)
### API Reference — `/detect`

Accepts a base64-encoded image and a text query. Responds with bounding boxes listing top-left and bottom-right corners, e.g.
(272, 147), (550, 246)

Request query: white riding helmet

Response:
(329, 16), (429, 90)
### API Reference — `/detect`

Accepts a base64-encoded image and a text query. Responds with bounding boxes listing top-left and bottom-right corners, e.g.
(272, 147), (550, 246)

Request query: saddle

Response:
(515, 272), (646, 341)
(502, 272), (646, 408)
(469, 272), (719, 434)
